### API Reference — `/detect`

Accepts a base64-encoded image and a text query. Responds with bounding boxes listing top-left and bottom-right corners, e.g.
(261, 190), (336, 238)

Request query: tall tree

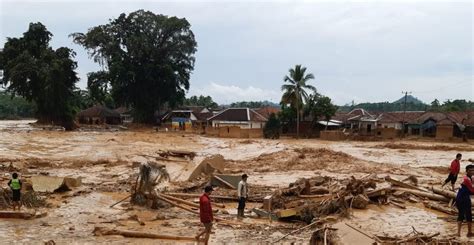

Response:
(71, 10), (197, 123)
(0, 23), (79, 129)
(306, 94), (338, 130)
(281, 65), (315, 138)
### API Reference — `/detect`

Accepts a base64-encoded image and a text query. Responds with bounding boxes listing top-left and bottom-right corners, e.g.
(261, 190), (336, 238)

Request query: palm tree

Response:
(281, 65), (315, 138)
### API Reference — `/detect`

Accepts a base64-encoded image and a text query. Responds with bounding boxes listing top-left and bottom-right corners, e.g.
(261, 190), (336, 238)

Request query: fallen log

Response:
(165, 192), (264, 202)
(423, 202), (456, 215)
(155, 194), (199, 215)
(93, 227), (197, 241)
(110, 194), (132, 208)
(431, 186), (456, 199)
(385, 176), (426, 192)
(160, 194), (219, 213)
(310, 187), (329, 195)
(0, 211), (35, 219)
(191, 199), (226, 208)
(392, 187), (450, 202)
(389, 200), (406, 209)
(366, 188), (390, 198)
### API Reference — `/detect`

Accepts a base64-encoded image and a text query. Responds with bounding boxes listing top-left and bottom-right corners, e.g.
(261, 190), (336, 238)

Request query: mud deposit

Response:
(1, 120), (473, 244)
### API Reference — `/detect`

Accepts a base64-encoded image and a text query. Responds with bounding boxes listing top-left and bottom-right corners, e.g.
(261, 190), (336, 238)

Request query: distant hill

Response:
(337, 94), (429, 112)
(226, 100), (280, 108)
(393, 95), (424, 105)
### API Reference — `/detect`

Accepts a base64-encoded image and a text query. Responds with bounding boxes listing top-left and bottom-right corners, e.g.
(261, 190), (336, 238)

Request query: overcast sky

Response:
(1, 0), (472, 105)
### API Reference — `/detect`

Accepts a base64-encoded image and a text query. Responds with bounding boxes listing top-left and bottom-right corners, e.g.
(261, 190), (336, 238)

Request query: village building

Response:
(207, 108), (267, 129)
(76, 105), (122, 125)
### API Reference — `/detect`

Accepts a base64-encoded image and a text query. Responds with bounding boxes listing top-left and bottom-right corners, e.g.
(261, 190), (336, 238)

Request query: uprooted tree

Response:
(0, 23), (79, 129)
(71, 10), (198, 123)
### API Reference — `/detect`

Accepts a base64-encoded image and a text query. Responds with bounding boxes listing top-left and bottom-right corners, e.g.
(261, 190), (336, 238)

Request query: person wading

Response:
(196, 186), (214, 244)
(237, 174), (248, 219)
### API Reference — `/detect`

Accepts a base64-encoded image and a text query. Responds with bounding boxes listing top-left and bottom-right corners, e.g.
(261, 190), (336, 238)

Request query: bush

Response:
(264, 113), (281, 139)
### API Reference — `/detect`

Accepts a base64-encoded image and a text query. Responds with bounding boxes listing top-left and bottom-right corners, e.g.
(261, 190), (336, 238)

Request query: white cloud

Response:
(188, 82), (281, 104)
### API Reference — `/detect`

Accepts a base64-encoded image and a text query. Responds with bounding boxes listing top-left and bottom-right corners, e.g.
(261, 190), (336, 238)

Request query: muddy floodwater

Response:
(0, 120), (473, 244)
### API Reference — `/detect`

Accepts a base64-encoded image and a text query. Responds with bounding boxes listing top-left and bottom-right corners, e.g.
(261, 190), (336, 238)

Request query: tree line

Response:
(1, 10), (197, 129)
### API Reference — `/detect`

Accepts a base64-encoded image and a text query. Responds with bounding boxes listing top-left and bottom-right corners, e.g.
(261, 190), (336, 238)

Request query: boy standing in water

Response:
(443, 153), (462, 191)
(8, 172), (22, 210)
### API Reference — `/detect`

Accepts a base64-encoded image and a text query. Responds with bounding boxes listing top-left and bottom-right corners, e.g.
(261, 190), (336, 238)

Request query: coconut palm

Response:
(281, 65), (316, 138)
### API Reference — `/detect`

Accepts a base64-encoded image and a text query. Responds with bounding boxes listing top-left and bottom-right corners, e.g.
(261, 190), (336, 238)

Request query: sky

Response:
(0, 0), (472, 105)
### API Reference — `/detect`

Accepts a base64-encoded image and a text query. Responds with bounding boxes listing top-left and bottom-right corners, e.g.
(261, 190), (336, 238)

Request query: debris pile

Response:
(131, 162), (170, 207)
(0, 188), (47, 209)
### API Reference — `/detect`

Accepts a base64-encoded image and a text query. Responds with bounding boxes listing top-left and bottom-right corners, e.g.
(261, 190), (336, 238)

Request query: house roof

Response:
(255, 107), (280, 119)
(114, 106), (132, 114)
(378, 111), (425, 123)
(208, 108), (268, 122)
(194, 112), (213, 121)
(409, 111), (465, 125)
(77, 105), (120, 118)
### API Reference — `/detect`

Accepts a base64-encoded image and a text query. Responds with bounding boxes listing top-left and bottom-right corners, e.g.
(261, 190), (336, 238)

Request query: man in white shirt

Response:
(237, 174), (248, 218)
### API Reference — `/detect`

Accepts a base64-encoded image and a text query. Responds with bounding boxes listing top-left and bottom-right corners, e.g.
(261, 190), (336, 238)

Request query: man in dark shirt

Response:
(443, 153), (462, 191)
(456, 164), (474, 237)
(196, 186), (213, 244)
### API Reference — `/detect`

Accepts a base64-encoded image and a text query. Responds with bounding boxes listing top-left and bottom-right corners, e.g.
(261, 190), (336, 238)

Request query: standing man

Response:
(237, 174), (248, 219)
(196, 186), (213, 245)
(442, 153), (462, 191)
(456, 164), (474, 237)
(8, 172), (22, 211)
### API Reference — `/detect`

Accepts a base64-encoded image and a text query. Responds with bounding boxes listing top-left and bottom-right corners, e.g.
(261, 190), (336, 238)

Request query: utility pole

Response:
(401, 91), (412, 137)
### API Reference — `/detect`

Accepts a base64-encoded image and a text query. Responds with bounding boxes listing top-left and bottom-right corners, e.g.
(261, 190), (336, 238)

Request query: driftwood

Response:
(160, 194), (219, 213)
(93, 227), (197, 241)
(155, 194), (199, 215)
(385, 176), (426, 192)
(431, 186), (456, 199)
(423, 202), (456, 215)
(391, 187), (450, 202)
(389, 200), (406, 209)
(0, 211), (36, 219)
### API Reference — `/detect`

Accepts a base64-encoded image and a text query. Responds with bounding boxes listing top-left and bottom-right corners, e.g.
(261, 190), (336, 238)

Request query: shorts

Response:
(12, 190), (21, 202)
(445, 173), (458, 185)
(203, 222), (213, 232)
(456, 197), (472, 222)
(238, 197), (246, 210)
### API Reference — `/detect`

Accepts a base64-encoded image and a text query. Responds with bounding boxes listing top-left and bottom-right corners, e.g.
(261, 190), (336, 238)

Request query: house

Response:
(407, 112), (465, 139)
(207, 108), (268, 129)
(462, 112), (474, 139)
(205, 108), (268, 138)
(114, 107), (133, 124)
(77, 105), (121, 125)
(161, 110), (196, 130)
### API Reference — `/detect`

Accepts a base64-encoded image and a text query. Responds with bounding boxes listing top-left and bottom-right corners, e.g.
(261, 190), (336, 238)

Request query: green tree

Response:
(263, 113), (281, 139)
(71, 10), (197, 123)
(0, 23), (79, 129)
(306, 95), (338, 130)
(184, 95), (218, 108)
(281, 65), (315, 138)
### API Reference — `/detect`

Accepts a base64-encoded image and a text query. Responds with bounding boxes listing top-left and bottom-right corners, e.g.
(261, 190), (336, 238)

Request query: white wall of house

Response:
(212, 121), (265, 129)
(379, 122), (402, 130)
